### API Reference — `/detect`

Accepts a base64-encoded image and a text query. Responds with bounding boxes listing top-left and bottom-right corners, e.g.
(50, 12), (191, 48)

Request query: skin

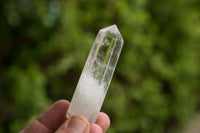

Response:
(19, 100), (110, 133)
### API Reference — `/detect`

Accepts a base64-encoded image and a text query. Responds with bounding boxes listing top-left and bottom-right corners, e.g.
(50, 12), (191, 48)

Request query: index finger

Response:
(20, 100), (70, 133)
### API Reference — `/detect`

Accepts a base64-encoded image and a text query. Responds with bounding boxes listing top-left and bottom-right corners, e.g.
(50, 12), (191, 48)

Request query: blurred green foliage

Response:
(0, 0), (200, 132)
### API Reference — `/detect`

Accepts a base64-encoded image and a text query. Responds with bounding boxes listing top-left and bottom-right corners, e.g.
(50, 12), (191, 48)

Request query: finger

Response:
(37, 100), (70, 131)
(90, 124), (103, 133)
(20, 100), (70, 133)
(19, 120), (51, 133)
(95, 112), (110, 133)
(55, 115), (90, 133)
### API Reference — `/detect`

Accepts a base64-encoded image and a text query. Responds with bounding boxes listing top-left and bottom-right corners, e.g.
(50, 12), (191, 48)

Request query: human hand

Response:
(19, 100), (110, 133)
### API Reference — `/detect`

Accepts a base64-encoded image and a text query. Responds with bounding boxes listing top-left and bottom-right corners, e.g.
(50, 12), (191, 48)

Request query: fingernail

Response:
(67, 116), (89, 133)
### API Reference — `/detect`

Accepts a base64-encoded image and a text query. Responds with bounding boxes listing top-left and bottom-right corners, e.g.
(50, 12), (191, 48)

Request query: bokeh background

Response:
(1, 0), (200, 132)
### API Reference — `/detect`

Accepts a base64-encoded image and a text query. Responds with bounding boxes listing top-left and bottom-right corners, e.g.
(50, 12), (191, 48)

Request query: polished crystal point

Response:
(67, 24), (124, 123)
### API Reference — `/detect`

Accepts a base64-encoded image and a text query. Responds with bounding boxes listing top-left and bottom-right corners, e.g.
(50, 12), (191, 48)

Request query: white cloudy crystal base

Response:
(67, 24), (124, 123)
(67, 72), (105, 123)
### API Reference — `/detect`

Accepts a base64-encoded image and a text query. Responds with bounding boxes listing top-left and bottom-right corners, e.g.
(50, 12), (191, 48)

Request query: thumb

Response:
(55, 115), (90, 133)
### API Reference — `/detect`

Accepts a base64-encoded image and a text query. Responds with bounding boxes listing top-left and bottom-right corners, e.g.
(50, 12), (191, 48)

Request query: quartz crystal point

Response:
(67, 25), (124, 123)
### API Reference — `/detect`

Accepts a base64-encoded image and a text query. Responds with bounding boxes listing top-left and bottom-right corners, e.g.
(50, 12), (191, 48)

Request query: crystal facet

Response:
(67, 25), (124, 123)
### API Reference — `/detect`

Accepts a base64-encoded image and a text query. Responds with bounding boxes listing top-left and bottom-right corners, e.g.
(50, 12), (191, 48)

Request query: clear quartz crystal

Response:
(67, 25), (124, 123)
